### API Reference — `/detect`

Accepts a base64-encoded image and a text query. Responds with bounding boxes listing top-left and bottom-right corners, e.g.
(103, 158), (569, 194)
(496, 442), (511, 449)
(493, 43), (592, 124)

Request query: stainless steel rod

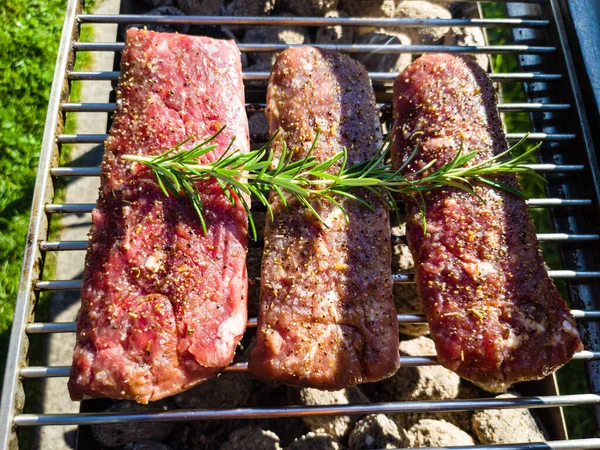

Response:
(50, 167), (100, 176)
(56, 133), (578, 144)
(33, 270), (600, 292)
(521, 164), (584, 172)
(526, 199), (592, 207)
(505, 132), (576, 141)
(12, 394), (600, 426)
(42, 199), (594, 215)
(22, 310), (600, 335)
(67, 70), (563, 82)
(39, 241), (88, 251)
(413, 438), (600, 450)
(26, 322), (77, 334)
(72, 42), (557, 54)
(38, 233), (599, 253)
(20, 356), (439, 379)
(536, 233), (599, 241)
(61, 102), (572, 113)
(18, 353), (600, 379)
(76, 14), (549, 27)
(44, 203), (95, 214)
(50, 164), (586, 178)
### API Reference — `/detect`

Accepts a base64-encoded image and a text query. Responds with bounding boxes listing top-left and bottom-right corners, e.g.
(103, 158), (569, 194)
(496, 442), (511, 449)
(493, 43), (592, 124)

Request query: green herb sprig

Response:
(122, 129), (543, 239)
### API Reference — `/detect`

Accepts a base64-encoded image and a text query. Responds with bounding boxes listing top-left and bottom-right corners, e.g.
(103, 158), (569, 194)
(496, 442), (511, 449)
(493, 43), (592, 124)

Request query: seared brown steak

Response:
(248, 47), (400, 389)
(68, 29), (249, 403)
(391, 54), (583, 391)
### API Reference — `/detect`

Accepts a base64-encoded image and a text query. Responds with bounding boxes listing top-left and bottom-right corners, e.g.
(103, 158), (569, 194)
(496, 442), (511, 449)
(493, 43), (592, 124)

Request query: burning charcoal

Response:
(338, 0), (394, 18)
(353, 32), (412, 74)
(392, 225), (429, 336)
(288, 386), (369, 439)
(244, 378), (309, 445)
(394, 283), (429, 337)
(224, 0), (277, 36)
(394, 1), (452, 44)
(364, 336), (460, 402)
(225, 0), (276, 17)
(176, 0), (223, 15)
(91, 401), (174, 447)
(140, 0), (175, 7)
(173, 372), (252, 409)
(406, 419), (475, 447)
(391, 224), (414, 273)
(348, 414), (406, 449)
(445, 27), (489, 70)
(248, 113), (269, 141)
(362, 337), (469, 432)
(248, 113), (270, 152)
(287, 431), (342, 450)
(124, 441), (172, 450)
(221, 427), (282, 450)
(471, 393), (545, 443)
(281, 0), (338, 16)
(244, 26), (310, 67)
(399, 336), (460, 400)
(124, 7), (190, 35)
(316, 11), (354, 45)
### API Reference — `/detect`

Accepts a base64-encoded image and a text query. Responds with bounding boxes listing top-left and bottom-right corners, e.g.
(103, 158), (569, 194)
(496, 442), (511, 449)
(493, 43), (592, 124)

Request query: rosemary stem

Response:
(122, 155), (535, 192)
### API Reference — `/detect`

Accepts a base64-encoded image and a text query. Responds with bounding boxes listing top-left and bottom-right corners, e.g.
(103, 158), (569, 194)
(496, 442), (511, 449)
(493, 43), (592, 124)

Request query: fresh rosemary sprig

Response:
(122, 129), (543, 239)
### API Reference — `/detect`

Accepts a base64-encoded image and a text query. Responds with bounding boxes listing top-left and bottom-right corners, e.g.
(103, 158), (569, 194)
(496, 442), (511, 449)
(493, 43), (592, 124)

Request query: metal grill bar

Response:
(12, 394), (600, 426)
(77, 14), (549, 27)
(23, 310), (600, 336)
(412, 440), (600, 450)
(42, 198), (594, 215)
(17, 351), (600, 380)
(56, 133), (578, 143)
(49, 163), (587, 178)
(60, 102), (572, 113)
(37, 233), (600, 253)
(50, 167), (100, 176)
(73, 42), (557, 54)
(67, 70), (564, 82)
(32, 269), (600, 293)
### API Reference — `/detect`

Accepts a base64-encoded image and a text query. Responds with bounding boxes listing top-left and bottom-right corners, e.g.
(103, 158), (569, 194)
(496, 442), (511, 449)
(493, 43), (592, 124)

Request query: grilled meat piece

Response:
(391, 54), (583, 391)
(69, 29), (249, 403)
(249, 47), (400, 389)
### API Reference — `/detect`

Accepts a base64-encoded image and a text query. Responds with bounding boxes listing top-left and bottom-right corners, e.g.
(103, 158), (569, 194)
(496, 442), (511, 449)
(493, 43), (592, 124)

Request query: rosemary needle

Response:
(122, 129), (543, 239)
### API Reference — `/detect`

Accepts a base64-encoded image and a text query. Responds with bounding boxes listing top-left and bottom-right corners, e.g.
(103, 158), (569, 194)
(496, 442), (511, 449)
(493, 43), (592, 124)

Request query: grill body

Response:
(2, 0), (600, 448)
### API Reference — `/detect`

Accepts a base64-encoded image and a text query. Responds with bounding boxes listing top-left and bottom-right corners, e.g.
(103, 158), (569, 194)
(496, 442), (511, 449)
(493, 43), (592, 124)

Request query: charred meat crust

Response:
(391, 53), (583, 391)
(249, 47), (400, 389)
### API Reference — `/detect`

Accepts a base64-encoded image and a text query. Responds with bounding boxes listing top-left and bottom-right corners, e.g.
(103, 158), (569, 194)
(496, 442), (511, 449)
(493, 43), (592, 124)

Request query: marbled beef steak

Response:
(69, 29), (249, 403)
(391, 54), (583, 391)
(249, 47), (400, 389)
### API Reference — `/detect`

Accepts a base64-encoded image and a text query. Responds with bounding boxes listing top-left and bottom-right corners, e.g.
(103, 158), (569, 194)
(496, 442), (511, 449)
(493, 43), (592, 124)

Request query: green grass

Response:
(0, 0), (69, 384)
(482, 3), (596, 439)
(0, 2), (96, 446)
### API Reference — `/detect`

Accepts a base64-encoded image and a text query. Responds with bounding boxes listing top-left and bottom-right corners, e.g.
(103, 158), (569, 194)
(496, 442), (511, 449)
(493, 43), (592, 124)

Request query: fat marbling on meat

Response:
(69, 29), (249, 403)
(248, 47), (400, 389)
(391, 54), (583, 391)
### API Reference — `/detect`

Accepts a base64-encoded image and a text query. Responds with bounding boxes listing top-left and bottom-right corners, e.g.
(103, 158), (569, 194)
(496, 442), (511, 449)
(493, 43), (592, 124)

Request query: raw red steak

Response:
(391, 54), (583, 391)
(248, 47), (400, 389)
(68, 29), (249, 403)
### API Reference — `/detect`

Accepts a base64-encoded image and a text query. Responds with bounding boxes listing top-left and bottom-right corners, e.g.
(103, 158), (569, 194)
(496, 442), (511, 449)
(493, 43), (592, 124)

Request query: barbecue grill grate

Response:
(2, 0), (600, 448)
